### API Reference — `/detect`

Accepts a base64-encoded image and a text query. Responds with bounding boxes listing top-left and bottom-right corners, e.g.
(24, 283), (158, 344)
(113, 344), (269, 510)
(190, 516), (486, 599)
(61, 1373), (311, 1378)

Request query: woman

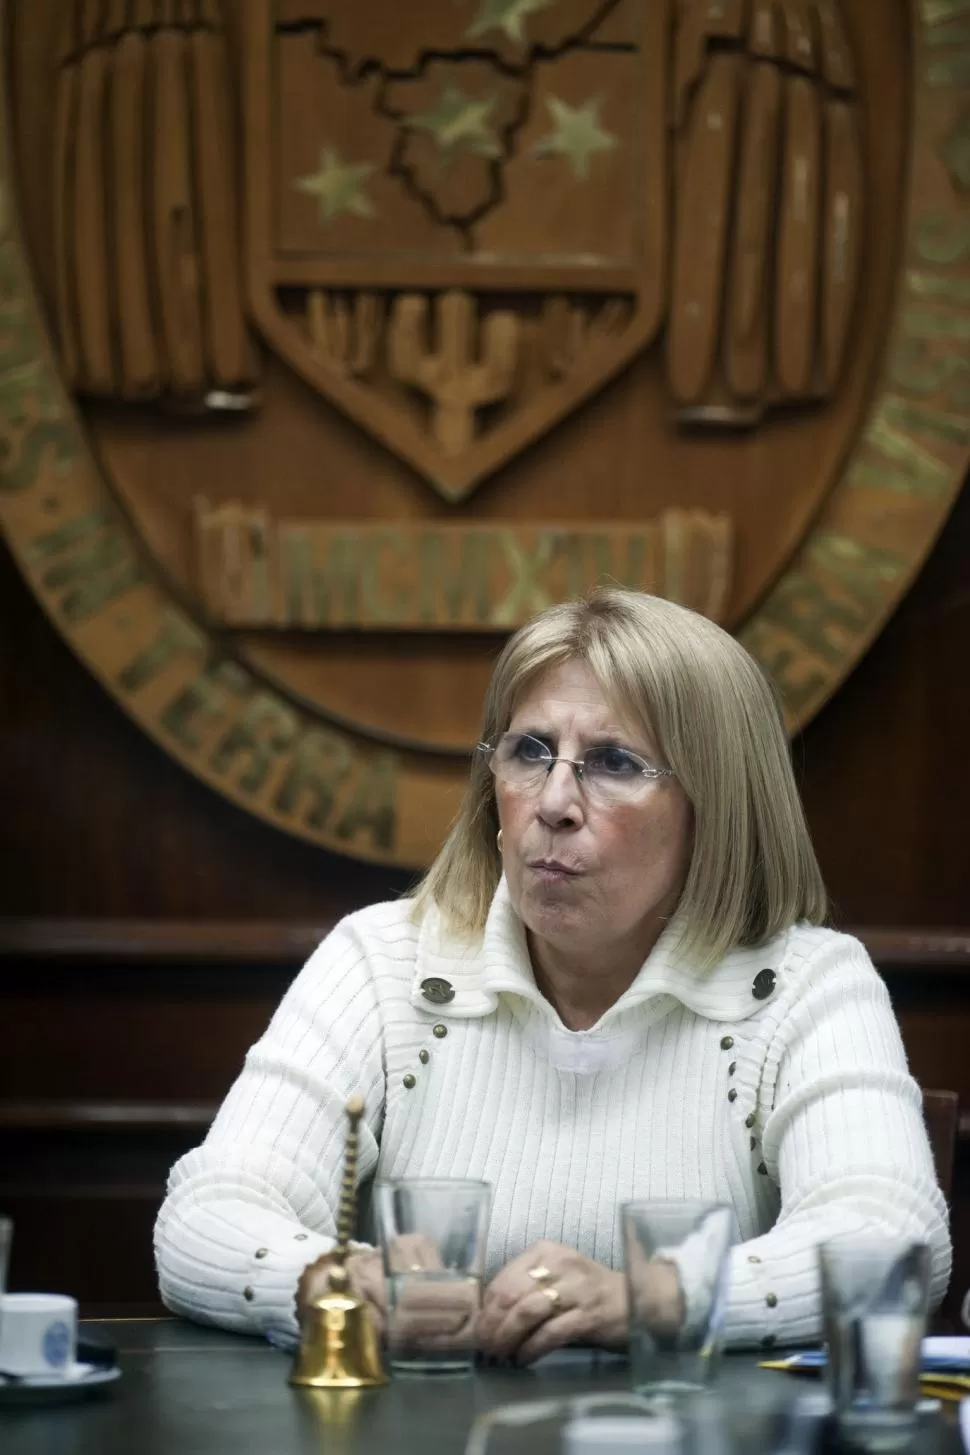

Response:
(155, 589), (950, 1363)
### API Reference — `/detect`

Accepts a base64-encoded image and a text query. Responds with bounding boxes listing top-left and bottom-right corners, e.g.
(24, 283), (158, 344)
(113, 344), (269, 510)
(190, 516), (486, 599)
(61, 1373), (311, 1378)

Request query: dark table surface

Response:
(0, 1321), (962, 1455)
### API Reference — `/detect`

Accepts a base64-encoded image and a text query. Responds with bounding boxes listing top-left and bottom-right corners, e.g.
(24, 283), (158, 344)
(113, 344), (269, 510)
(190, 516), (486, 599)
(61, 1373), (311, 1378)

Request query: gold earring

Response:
(496, 829), (504, 853)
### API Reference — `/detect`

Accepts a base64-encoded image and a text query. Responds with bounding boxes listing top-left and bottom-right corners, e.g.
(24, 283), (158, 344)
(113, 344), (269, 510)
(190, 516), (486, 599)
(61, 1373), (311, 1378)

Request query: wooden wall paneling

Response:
(0, 962), (288, 1102)
(0, 955), (291, 1314)
(797, 481), (970, 927)
(0, 540), (414, 919)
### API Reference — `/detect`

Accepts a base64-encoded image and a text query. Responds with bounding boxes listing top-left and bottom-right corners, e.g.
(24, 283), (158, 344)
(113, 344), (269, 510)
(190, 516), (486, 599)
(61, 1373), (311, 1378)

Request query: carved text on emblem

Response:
(193, 499), (734, 630)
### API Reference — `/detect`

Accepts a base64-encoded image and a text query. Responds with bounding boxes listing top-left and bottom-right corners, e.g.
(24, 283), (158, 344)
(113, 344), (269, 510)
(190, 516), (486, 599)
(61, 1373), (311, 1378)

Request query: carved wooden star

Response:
(294, 147), (376, 223)
(533, 95), (618, 181)
(465, 0), (555, 46)
(404, 86), (502, 160)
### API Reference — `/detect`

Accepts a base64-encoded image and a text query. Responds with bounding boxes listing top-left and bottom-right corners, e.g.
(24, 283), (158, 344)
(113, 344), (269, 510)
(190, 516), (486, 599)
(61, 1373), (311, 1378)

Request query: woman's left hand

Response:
(477, 1240), (627, 1365)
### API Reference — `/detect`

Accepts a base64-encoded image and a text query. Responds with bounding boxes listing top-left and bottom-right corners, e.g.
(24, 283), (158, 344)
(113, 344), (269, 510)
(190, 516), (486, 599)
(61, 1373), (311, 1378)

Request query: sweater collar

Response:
(410, 879), (786, 1029)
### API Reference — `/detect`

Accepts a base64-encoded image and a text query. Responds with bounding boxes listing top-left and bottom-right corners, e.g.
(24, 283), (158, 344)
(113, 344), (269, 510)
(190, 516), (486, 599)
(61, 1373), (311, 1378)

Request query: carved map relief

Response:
(1, 0), (966, 866)
(51, 1), (863, 489)
(246, 0), (863, 495)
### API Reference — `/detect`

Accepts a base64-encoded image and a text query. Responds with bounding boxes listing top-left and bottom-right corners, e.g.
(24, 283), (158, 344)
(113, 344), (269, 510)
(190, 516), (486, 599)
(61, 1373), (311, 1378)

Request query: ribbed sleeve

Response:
(154, 903), (951, 1352)
(723, 935), (950, 1346)
(154, 914), (393, 1341)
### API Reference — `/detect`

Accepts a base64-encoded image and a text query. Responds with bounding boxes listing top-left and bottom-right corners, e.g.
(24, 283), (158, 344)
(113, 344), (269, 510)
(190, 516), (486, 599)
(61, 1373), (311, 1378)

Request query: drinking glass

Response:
(622, 1201), (734, 1398)
(464, 1394), (678, 1455)
(375, 1179), (490, 1374)
(819, 1235), (931, 1452)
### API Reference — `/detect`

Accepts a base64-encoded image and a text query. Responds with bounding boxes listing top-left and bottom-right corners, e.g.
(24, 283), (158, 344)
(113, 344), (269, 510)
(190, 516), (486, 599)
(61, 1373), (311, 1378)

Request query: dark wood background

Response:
(1, 0), (969, 1314)
(1, 463), (969, 1317)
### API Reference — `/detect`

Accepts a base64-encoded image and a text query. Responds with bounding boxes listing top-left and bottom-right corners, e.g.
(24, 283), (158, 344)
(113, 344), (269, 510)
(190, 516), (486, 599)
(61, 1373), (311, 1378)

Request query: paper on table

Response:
(763, 1337), (970, 1376)
(922, 1338), (970, 1368)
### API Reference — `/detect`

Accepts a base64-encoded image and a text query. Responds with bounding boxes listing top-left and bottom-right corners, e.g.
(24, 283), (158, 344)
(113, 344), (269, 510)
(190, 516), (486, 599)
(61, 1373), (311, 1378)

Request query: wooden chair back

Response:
(923, 1089), (959, 1202)
(922, 1089), (961, 1329)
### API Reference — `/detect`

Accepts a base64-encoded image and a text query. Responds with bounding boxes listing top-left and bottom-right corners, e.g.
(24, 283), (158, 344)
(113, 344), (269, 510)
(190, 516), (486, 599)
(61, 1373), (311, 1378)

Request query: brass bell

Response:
(290, 1094), (388, 1389)
(290, 1289), (386, 1389)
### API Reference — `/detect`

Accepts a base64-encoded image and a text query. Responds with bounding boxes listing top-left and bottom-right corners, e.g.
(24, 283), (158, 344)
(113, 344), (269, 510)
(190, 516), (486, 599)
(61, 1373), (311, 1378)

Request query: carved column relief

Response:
(53, 0), (258, 404)
(668, 0), (863, 424)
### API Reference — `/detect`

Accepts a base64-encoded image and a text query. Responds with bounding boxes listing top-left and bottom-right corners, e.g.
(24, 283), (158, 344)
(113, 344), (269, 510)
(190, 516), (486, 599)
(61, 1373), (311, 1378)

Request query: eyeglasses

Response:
(478, 732), (675, 806)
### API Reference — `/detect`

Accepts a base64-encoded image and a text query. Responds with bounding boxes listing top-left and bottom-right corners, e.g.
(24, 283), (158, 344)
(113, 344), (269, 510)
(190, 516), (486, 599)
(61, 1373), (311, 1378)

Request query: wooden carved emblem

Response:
(0, 1), (967, 866)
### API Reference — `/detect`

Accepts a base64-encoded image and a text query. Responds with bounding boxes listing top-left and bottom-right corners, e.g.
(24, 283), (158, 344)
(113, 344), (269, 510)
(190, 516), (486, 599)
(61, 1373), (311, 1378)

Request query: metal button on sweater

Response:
(420, 977), (455, 1005)
(752, 969), (776, 1000)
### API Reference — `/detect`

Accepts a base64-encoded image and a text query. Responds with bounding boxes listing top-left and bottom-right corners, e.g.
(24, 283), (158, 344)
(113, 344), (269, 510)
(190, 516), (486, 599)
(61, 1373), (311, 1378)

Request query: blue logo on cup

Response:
(42, 1321), (71, 1370)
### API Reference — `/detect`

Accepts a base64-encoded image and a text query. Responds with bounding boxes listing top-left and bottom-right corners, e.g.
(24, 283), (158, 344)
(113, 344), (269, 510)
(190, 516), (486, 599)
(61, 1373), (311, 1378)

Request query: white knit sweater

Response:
(154, 882), (951, 1350)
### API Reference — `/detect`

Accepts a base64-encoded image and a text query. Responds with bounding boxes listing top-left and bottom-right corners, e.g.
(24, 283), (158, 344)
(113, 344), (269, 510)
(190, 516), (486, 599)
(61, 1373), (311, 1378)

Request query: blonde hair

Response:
(412, 588), (827, 967)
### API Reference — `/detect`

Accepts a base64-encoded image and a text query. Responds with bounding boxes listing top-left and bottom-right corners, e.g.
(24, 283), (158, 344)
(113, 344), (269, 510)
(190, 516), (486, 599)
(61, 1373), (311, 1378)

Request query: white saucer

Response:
(0, 1361), (121, 1407)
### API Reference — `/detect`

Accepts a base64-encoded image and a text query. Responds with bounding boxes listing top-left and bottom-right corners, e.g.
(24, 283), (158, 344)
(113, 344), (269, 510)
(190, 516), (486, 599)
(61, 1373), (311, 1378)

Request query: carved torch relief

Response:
(0, 0), (967, 865)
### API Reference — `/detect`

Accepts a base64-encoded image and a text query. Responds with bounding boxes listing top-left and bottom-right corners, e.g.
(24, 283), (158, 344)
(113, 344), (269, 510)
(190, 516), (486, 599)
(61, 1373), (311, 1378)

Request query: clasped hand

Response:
(299, 1238), (639, 1365)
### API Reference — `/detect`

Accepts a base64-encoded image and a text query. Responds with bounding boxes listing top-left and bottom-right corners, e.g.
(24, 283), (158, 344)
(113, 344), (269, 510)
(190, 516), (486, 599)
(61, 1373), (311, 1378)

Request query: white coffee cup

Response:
(0, 1293), (78, 1377)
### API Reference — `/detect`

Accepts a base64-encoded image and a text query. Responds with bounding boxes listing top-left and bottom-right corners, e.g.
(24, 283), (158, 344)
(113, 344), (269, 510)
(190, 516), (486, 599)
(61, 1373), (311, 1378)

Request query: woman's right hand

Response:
(296, 1248), (388, 1337)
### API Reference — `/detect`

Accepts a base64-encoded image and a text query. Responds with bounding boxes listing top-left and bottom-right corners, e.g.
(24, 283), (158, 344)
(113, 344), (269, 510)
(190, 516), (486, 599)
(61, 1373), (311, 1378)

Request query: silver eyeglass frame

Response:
(476, 734), (676, 791)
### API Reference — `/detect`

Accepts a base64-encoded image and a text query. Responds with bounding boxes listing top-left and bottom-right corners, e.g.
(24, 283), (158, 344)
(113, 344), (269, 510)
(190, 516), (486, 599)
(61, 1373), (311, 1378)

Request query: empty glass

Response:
(464, 1388), (832, 1455)
(622, 1201), (734, 1398)
(375, 1179), (490, 1374)
(819, 1235), (932, 1451)
(465, 1394), (679, 1455)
